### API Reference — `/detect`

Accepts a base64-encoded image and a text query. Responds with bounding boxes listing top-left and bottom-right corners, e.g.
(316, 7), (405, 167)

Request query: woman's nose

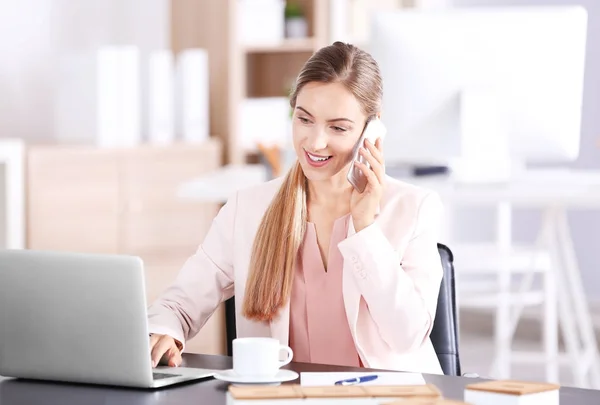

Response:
(307, 129), (327, 151)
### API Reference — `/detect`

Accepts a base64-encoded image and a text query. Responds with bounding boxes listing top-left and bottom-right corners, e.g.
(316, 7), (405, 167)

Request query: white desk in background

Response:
(178, 164), (600, 207)
(178, 164), (267, 204)
(0, 139), (25, 250)
(178, 164), (600, 388)
(417, 169), (600, 389)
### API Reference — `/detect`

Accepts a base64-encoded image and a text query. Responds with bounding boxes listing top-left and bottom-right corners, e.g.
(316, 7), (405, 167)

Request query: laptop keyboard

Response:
(153, 372), (181, 380)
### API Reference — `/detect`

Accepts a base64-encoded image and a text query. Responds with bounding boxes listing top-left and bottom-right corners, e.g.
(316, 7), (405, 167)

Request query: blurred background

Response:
(1, 0), (599, 390)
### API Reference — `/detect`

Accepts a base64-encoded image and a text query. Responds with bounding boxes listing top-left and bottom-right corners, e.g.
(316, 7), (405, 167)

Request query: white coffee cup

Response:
(232, 337), (293, 378)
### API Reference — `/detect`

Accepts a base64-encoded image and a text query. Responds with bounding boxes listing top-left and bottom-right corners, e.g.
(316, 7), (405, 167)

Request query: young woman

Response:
(148, 41), (444, 374)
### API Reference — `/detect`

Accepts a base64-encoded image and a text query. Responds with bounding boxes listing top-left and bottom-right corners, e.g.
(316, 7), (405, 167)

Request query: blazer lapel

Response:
(342, 204), (381, 355)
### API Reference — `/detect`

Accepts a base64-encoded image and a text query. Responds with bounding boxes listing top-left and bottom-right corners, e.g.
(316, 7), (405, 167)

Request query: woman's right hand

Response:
(149, 334), (183, 368)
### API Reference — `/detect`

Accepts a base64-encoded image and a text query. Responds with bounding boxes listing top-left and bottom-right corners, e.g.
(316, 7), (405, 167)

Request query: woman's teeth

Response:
(307, 153), (331, 162)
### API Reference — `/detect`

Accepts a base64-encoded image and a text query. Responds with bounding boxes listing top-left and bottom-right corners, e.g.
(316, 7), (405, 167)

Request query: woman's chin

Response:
(300, 165), (332, 181)
(299, 160), (349, 183)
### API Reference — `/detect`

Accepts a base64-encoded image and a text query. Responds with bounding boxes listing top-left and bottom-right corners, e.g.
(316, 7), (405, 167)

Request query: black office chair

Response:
(224, 243), (461, 376)
(430, 243), (461, 376)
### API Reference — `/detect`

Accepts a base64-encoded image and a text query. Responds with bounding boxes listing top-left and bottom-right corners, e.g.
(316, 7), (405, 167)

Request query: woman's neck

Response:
(307, 174), (353, 208)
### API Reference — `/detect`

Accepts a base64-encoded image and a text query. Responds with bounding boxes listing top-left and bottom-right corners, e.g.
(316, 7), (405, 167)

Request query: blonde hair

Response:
(242, 42), (383, 322)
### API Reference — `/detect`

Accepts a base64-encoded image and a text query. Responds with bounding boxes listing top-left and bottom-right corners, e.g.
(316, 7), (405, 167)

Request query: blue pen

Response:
(334, 374), (379, 386)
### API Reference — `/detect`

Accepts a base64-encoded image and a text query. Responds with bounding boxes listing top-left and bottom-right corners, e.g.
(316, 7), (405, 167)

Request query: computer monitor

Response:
(368, 6), (588, 171)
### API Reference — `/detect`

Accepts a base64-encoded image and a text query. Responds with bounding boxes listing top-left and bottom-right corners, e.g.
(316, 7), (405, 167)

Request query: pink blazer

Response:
(148, 175), (445, 374)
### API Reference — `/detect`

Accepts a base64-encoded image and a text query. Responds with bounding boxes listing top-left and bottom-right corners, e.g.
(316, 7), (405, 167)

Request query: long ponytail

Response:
(241, 162), (307, 322)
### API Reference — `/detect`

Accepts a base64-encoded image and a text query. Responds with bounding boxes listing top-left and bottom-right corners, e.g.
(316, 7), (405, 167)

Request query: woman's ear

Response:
(376, 112), (382, 119)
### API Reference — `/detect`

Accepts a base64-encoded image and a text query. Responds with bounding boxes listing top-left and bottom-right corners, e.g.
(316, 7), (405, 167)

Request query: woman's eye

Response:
(298, 117), (310, 124)
(332, 126), (347, 133)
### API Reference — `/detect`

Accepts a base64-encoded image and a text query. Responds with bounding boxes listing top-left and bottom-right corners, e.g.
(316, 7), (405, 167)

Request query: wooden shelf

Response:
(243, 37), (317, 54)
(246, 51), (312, 98)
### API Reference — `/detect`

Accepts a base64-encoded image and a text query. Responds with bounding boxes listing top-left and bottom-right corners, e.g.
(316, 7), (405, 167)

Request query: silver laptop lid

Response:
(0, 250), (153, 387)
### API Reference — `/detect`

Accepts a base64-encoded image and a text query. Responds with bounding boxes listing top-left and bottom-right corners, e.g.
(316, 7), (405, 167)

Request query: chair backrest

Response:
(225, 296), (236, 357)
(431, 243), (462, 376)
(223, 243), (461, 376)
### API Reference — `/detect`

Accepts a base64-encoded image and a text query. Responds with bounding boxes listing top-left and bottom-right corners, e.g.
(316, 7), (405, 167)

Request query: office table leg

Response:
(494, 202), (513, 379)
(554, 208), (600, 388)
(539, 210), (559, 383)
(504, 209), (559, 383)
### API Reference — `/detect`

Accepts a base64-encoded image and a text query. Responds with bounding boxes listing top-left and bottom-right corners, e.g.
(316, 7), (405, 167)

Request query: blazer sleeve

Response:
(146, 193), (238, 350)
(337, 191), (444, 353)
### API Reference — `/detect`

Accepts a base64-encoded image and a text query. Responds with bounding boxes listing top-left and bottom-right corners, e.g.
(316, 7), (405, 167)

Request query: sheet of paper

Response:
(300, 371), (426, 387)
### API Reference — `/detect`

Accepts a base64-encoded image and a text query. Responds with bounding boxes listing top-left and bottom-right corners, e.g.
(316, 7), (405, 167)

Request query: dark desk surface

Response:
(1, 353), (599, 404)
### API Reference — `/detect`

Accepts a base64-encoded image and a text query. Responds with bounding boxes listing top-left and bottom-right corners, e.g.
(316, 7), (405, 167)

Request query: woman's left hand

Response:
(350, 137), (385, 233)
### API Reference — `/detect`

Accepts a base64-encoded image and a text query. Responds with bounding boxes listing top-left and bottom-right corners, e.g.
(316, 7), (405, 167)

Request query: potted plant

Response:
(284, 1), (308, 39)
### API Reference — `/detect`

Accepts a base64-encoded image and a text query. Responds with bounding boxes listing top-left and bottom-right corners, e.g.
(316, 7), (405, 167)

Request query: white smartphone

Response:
(347, 117), (387, 193)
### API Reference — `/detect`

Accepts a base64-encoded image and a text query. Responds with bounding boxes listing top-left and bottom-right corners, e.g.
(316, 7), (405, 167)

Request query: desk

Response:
(1, 354), (599, 404)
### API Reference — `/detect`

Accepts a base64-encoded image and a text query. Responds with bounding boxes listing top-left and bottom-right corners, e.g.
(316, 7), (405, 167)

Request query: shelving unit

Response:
(171, 0), (329, 165)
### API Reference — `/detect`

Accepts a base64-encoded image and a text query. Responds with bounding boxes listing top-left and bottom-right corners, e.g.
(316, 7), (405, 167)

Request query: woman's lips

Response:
(305, 150), (333, 168)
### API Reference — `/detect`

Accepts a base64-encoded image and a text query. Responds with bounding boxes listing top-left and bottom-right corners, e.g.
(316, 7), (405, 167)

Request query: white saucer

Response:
(213, 369), (299, 386)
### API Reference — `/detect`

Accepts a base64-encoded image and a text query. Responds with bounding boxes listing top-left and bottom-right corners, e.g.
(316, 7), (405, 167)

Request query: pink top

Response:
(289, 214), (362, 367)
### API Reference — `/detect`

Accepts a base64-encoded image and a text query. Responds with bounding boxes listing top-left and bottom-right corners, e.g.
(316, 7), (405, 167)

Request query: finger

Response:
(149, 334), (161, 349)
(375, 137), (384, 152)
(359, 147), (384, 185)
(168, 348), (183, 367)
(151, 336), (172, 368)
(354, 161), (380, 192)
(365, 138), (385, 166)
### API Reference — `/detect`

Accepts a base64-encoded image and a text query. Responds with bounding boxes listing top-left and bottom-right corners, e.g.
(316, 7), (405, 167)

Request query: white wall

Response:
(0, 0), (170, 142)
(451, 0), (600, 300)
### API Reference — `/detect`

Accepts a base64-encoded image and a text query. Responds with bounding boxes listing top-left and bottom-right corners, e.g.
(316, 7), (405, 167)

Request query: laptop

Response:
(0, 249), (217, 388)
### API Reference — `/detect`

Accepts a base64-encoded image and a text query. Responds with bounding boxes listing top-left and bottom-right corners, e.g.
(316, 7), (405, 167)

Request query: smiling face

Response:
(292, 81), (368, 183)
